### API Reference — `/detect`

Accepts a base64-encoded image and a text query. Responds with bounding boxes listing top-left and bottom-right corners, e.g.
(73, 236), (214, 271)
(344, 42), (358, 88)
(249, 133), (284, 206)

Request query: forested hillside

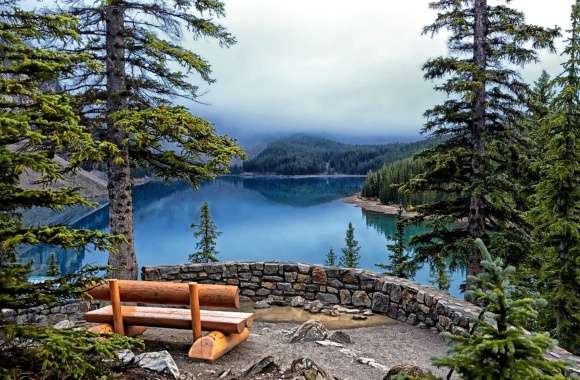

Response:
(242, 134), (434, 175)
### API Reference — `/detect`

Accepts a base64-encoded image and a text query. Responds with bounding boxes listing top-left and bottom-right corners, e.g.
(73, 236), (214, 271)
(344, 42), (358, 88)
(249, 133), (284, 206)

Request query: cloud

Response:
(184, 0), (574, 138)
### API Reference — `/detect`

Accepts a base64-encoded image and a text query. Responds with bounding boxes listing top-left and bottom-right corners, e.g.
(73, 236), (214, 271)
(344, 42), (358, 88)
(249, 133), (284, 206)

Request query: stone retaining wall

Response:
(142, 261), (580, 375)
(142, 262), (477, 334)
(1, 300), (93, 325)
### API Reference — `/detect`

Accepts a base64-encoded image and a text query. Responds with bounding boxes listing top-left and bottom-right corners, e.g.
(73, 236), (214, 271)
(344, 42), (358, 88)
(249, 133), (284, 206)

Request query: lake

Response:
(22, 176), (464, 296)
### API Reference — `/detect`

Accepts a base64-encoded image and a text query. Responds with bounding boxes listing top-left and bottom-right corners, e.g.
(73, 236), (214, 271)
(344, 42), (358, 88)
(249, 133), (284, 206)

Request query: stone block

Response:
(311, 267), (327, 284)
(284, 272), (298, 282)
(339, 289), (351, 305)
(371, 292), (389, 313)
(263, 263), (278, 275)
(352, 291), (371, 307)
(317, 293), (339, 304)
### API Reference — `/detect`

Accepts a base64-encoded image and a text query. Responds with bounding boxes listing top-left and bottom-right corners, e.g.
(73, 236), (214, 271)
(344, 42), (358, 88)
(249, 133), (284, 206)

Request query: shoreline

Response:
(343, 193), (417, 217)
(233, 173), (367, 179)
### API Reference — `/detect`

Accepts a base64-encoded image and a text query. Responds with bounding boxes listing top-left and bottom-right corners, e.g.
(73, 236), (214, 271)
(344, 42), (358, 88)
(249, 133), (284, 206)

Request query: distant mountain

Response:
(241, 134), (435, 175)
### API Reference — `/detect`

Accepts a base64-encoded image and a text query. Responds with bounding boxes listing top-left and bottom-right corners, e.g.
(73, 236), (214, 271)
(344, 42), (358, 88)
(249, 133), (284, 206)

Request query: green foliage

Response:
(243, 134), (435, 175)
(362, 157), (442, 206)
(189, 202), (220, 263)
(325, 248), (337, 266)
(402, 0), (560, 276)
(47, 253), (59, 276)
(527, 2), (580, 355)
(0, 2), (140, 377)
(434, 240), (566, 380)
(376, 206), (417, 279)
(339, 222), (360, 268)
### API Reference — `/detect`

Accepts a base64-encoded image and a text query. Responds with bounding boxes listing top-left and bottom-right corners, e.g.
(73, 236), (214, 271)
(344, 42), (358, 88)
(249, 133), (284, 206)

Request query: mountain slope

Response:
(242, 134), (434, 175)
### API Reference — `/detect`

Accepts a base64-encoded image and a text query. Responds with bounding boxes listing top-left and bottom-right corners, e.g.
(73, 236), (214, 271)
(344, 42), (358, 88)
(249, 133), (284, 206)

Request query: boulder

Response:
(135, 350), (180, 379)
(329, 330), (352, 344)
(291, 296), (306, 308)
(289, 320), (328, 343)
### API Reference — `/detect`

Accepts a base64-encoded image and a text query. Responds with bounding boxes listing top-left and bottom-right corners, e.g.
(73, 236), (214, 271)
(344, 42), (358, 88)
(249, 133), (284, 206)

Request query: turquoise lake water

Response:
(23, 176), (464, 296)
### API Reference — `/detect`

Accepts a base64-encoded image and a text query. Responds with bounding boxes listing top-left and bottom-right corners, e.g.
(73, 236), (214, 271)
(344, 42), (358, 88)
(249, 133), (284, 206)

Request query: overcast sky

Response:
(184, 0), (574, 141)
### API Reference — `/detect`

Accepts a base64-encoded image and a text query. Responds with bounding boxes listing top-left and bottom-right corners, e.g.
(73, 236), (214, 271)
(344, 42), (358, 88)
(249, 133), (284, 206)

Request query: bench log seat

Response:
(84, 279), (253, 362)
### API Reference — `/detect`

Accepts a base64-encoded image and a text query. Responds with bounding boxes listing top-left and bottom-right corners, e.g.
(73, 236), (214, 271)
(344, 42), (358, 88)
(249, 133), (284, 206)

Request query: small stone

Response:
(352, 314), (368, 321)
(53, 319), (75, 329)
(329, 331), (352, 344)
(384, 364), (429, 379)
(309, 300), (324, 313)
(135, 350), (180, 379)
(117, 349), (135, 365)
(243, 356), (279, 377)
(289, 320), (328, 343)
(290, 296), (306, 308)
(322, 308), (331, 315)
(352, 291), (371, 307)
(357, 357), (389, 372)
(254, 300), (271, 309)
(363, 309), (373, 316)
(289, 358), (332, 380)
(315, 340), (344, 348)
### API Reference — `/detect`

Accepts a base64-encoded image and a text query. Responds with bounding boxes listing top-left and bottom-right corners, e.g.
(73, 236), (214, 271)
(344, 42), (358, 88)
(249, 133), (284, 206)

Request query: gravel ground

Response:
(138, 319), (451, 379)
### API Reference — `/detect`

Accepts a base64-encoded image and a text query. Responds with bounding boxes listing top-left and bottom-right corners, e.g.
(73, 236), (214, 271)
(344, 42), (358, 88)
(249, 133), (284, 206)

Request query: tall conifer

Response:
(189, 202), (220, 263)
(403, 0), (560, 278)
(60, 0), (244, 278)
(376, 206), (416, 279)
(528, 1), (580, 354)
(0, 2), (137, 376)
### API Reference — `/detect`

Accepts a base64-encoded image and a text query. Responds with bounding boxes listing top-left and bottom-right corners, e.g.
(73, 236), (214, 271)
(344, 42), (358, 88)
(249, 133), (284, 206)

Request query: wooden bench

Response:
(84, 279), (253, 362)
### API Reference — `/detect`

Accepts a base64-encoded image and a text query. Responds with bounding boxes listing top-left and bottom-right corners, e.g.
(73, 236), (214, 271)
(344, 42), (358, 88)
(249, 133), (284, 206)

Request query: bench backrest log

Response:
(88, 280), (240, 309)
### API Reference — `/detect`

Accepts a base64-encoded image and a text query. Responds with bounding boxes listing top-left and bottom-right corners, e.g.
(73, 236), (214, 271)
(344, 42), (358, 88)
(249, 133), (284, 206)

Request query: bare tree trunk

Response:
(105, 2), (137, 279)
(468, 0), (488, 277)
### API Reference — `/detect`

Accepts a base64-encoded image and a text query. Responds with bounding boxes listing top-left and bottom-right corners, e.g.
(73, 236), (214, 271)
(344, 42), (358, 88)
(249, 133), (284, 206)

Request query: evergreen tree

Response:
(527, 1), (580, 355)
(59, 0), (245, 279)
(435, 240), (566, 380)
(376, 206), (417, 279)
(402, 0), (560, 278)
(340, 222), (360, 268)
(325, 248), (337, 266)
(0, 2), (138, 376)
(47, 254), (59, 277)
(189, 202), (220, 263)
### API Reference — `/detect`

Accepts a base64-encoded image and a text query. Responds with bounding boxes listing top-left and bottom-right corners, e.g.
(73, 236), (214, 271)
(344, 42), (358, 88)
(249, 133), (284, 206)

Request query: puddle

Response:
(238, 303), (397, 329)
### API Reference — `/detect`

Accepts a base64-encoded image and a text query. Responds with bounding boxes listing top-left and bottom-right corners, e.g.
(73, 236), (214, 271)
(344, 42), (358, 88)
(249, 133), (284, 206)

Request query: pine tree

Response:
(0, 2), (138, 376)
(59, 0), (245, 279)
(435, 240), (566, 379)
(325, 248), (337, 266)
(527, 1), (580, 355)
(340, 222), (360, 268)
(402, 0), (560, 279)
(189, 202), (220, 263)
(47, 254), (59, 277)
(376, 206), (417, 279)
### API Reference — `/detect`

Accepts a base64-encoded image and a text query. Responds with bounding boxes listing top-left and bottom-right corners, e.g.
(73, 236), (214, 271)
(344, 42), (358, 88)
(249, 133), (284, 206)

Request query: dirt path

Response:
(139, 319), (450, 379)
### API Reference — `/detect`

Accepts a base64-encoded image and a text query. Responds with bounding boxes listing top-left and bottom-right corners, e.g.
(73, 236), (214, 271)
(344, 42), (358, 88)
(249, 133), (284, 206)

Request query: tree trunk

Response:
(105, 2), (137, 279)
(468, 0), (488, 277)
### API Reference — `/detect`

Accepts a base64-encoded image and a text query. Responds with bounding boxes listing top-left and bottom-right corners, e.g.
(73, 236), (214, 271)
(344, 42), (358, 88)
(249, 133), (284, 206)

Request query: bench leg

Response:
(188, 328), (250, 363)
(87, 323), (147, 337)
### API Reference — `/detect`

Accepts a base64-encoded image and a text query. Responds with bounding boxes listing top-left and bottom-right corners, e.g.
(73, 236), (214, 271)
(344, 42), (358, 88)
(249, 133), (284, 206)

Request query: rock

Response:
(339, 348), (358, 358)
(315, 340), (344, 348)
(357, 357), (389, 372)
(135, 350), (180, 379)
(363, 309), (373, 316)
(371, 292), (389, 313)
(343, 308), (361, 314)
(321, 308), (331, 315)
(288, 358), (333, 380)
(309, 300), (324, 313)
(289, 320), (328, 343)
(53, 319), (75, 329)
(339, 289), (351, 304)
(291, 296), (306, 308)
(352, 291), (371, 307)
(311, 267), (327, 284)
(116, 349), (135, 365)
(317, 293), (339, 304)
(329, 330), (352, 344)
(242, 356), (279, 377)
(384, 364), (429, 379)
(352, 314), (368, 320)
(254, 300), (271, 309)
